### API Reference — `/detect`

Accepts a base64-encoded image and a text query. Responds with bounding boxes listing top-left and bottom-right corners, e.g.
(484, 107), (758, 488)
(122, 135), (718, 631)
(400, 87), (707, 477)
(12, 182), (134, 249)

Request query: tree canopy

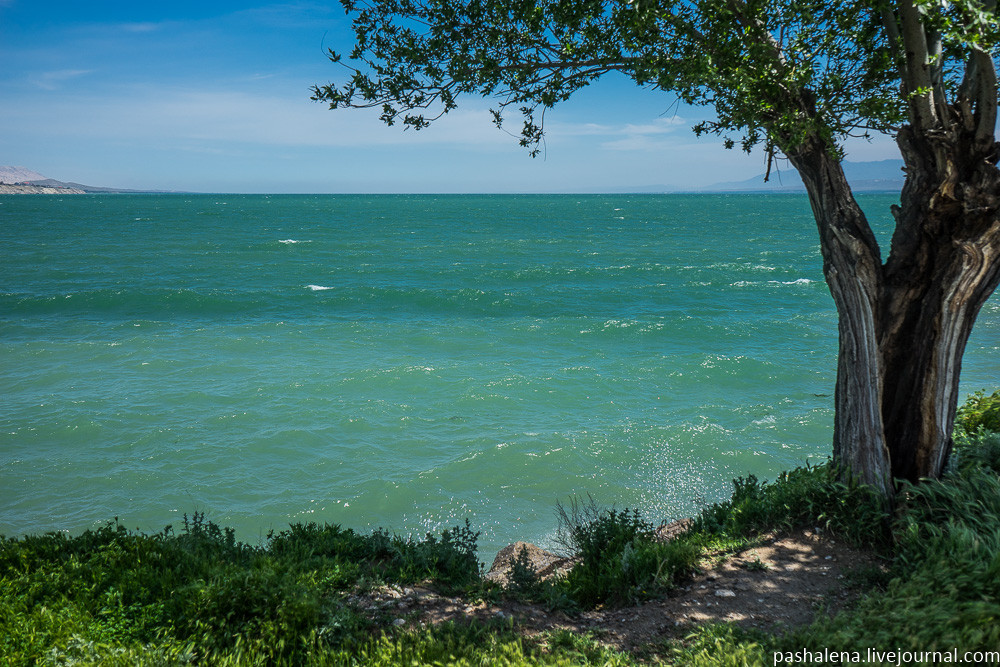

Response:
(313, 0), (996, 162)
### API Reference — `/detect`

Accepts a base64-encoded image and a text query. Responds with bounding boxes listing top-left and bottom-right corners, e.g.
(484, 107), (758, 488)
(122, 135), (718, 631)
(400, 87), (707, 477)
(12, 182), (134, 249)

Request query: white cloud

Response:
(3, 85), (514, 150)
(32, 69), (94, 90)
(549, 115), (686, 138)
(119, 22), (163, 33)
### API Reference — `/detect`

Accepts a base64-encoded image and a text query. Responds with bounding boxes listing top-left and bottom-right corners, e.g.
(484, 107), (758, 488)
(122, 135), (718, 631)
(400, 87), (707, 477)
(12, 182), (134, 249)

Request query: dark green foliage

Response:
(779, 465), (1000, 654)
(314, 0), (907, 157)
(505, 546), (542, 597)
(0, 515), (480, 665)
(955, 389), (1000, 436)
(266, 519), (481, 593)
(557, 507), (702, 606)
(346, 621), (640, 666)
(691, 462), (889, 549)
(953, 429), (1000, 475)
(953, 391), (1000, 475)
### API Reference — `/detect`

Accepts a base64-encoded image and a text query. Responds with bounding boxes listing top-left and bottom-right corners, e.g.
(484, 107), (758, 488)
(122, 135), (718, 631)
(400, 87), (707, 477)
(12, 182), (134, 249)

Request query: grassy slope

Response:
(2, 391), (999, 666)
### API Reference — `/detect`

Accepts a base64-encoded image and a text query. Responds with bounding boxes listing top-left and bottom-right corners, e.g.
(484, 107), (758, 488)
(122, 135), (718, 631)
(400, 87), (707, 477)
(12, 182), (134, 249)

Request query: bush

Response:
(780, 466), (1000, 655)
(0, 516), (482, 665)
(690, 462), (889, 549)
(554, 505), (701, 606)
(955, 389), (1000, 435)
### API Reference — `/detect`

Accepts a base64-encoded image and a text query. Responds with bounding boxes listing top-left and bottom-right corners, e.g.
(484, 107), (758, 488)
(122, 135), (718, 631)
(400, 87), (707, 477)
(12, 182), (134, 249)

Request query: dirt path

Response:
(357, 529), (883, 653)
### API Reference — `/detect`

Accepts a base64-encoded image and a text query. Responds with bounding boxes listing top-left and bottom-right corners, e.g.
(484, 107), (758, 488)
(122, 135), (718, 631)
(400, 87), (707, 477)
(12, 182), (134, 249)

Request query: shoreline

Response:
(0, 184), (86, 194)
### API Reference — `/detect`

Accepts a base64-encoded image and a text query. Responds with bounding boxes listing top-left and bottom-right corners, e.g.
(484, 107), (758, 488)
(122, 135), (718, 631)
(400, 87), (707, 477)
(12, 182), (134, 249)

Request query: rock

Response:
(655, 518), (693, 542)
(485, 541), (575, 586)
(715, 589), (736, 598)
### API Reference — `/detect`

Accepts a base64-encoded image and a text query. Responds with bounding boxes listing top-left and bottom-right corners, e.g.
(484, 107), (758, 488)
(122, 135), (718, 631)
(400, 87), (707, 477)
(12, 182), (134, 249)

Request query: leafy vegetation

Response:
(0, 514), (481, 665)
(555, 506), (702, 607)
(667, 391), (1000, 664)
(955, 389), (1000, 437)
(690, 462), (890, 550)
(3, 391), (998, 664)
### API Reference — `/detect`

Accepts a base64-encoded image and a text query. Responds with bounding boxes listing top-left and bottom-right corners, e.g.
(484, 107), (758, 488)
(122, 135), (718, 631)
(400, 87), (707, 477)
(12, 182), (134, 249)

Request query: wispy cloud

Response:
(549, 116), (687, 143)
(33, 69), (94, 91)
(234, 2), (340, 29)
(597, 117), (690, 151)
(119, 22), (162, 33)
(2, 86), (514, 150)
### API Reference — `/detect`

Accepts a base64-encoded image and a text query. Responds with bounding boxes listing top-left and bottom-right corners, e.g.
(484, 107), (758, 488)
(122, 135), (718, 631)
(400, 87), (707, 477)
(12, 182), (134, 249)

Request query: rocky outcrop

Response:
(654, 518), (693, 542)
(486, 519), (694, 587)
(485, 541), (575, 586)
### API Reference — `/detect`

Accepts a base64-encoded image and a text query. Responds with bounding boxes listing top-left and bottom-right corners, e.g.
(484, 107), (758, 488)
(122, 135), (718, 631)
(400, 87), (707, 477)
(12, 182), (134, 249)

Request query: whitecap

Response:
(280, 239), (311, 244)
(768, 278), (816, 285)
(306, 284), (333, 291)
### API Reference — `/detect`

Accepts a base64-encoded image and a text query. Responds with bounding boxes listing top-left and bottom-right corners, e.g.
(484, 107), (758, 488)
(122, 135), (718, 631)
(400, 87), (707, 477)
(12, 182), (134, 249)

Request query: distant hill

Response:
(0, 165), (48, 184)
(0, 166), (182, 194)
(578, 159), (904, 194)
(705, 159), (904, 192)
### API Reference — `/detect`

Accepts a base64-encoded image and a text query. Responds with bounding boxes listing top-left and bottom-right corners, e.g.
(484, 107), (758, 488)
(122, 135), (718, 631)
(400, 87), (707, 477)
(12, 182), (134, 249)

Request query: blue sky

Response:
(0, 1), (898, 193)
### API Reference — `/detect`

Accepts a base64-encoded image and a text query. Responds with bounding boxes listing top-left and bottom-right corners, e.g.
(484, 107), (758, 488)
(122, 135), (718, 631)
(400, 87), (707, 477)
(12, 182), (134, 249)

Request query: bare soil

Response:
(353, 529), (884, 654)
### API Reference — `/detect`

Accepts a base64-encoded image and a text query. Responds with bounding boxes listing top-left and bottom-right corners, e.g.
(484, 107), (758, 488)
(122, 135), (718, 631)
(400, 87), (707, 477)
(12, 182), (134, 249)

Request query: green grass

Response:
(0, 514), (482, 665)
(4, 391), (999, 665)
(661, 393), (1000, 665)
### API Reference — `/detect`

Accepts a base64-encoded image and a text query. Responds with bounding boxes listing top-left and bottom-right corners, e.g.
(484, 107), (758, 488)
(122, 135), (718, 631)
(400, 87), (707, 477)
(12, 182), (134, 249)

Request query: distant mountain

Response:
(25, 177), (162, 194)
(0, 165), (48, 184)
(0, 166), (183, 193)
(705, 159), (904, 192)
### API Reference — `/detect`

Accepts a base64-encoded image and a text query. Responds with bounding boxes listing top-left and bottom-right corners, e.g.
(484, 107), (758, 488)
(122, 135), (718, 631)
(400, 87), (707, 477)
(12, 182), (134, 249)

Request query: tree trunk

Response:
(879, 126), (1000, 482)
(788, 127), (1000, 497)
(787, 141), (894, 498)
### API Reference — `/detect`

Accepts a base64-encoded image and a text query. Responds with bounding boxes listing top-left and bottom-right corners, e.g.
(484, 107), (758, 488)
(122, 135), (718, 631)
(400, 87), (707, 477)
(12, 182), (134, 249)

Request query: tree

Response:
(313, 0), (1000, 498)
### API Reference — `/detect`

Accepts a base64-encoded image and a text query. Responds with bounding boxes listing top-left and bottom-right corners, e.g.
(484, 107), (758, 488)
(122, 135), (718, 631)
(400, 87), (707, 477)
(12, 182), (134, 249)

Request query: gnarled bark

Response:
(879, 125), (1000, 482)
(787, 142), (893, 498)
(787, 124), (1000, 494)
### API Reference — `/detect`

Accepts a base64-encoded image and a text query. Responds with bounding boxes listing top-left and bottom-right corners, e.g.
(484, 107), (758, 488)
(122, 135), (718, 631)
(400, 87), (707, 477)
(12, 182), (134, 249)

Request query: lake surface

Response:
(2, 193), (997, 557)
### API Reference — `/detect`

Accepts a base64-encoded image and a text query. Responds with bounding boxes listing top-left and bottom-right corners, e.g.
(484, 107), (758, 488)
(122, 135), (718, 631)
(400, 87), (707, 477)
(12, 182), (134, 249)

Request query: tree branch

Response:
(925, 25), (950, 128)
(897, 0), (939, 130)
(971, 49), (998, 145)
(878, 3), (903, 74)
(491, 57), (646, 74)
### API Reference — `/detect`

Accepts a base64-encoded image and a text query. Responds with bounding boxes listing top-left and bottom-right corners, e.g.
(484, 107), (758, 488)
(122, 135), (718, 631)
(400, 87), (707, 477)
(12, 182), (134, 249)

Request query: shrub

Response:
(780, 466), (1000, 655)
(555, 505), (701, 606)
(955, 389), (1000, 435)
(953, 427), (1000, 475)
(690, 462), (889, 549)
(0, 516), (482, 665)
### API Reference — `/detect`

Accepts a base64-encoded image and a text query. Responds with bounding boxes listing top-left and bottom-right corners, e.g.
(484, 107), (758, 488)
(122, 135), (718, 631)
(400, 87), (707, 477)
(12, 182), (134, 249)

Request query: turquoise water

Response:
(2, 194), (997, 557)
